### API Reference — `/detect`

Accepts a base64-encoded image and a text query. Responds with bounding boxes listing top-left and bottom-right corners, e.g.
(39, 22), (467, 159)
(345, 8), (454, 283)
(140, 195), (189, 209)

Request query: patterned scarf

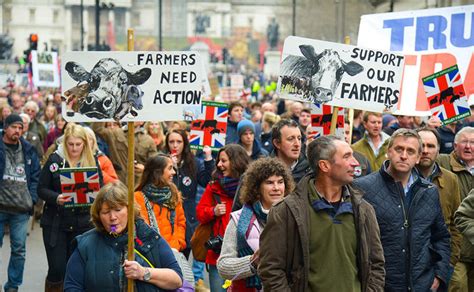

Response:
(217, 173), (240, 198)
(142, 184), (176, 234)
(236, 202), (266, 289)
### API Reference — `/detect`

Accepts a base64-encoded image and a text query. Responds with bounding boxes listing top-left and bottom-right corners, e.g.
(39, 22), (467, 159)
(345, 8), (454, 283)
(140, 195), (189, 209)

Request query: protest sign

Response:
(278, 36), (404, 113)
(61, 51), (203, 122)
(189, 101), (228, 151)
(423, 64), (471, 125)
(31, 51), (60, 88)
(307, 104), (344, 140)
(230, 74), (244, 89)
(60, 167), (100, 208)
(358, 5), (474, 116)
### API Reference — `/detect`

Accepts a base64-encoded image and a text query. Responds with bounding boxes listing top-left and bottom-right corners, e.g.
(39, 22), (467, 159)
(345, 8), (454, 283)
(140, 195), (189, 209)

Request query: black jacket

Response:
(39, 150), (103, 232)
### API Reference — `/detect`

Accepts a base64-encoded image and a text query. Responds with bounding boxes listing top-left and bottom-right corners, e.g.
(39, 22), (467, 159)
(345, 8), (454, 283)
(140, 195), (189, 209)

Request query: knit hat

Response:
(382, 114), (396, 128)
(4, 114), (24, 129)
(237, 119), (255, 137)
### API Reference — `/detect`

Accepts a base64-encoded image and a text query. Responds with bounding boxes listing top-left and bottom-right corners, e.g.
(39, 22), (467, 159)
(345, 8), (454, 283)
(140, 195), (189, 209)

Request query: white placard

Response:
(61, 51), (203, 122)
(278, 36), (405, 113)
(31, 51), (60, 88)
(358, 5), (474, 116)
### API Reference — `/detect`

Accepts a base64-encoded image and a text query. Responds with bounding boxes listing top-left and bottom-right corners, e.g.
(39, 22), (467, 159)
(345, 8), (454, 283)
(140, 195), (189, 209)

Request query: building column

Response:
(65, 6), (72, 52)
(83, 7), (89, 51)
(125, 9), (130, 31)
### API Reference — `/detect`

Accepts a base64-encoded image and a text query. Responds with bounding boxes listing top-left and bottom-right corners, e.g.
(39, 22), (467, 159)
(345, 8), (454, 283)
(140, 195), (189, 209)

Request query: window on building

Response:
(29, 8), (36, 23)
(4, 8), (12, 24)
(53, 10), (59, 24)
(131, 12), (140, 27)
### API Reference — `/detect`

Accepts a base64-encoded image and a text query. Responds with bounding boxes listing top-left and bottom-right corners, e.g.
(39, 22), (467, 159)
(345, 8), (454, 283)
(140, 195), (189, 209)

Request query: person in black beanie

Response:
(0, 113), (41, 292)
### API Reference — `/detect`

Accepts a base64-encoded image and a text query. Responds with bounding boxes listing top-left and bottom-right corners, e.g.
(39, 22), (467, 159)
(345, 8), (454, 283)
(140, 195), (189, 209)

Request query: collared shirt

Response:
(290, 159), (298, 171)
(367, 132), (390, 156)
(403, 173), (415, 195)
(459, 159), (474, 176)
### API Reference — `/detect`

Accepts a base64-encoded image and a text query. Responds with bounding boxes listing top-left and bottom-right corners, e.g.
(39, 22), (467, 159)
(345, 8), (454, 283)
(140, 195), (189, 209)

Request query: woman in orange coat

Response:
(134, 154), (186, 251)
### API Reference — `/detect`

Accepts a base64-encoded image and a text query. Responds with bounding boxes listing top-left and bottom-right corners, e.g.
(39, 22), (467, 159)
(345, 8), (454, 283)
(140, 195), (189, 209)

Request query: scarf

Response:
(236, 202), (266, 289)
(217, 174), (240, 198)
(142, 184), (176, 234)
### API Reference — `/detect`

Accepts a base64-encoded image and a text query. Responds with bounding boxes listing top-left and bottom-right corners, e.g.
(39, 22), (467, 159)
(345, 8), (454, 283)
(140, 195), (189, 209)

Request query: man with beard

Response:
(416, 127), (461, 275)
(0, 114), (40, 292)
(354, 128), (450, 291)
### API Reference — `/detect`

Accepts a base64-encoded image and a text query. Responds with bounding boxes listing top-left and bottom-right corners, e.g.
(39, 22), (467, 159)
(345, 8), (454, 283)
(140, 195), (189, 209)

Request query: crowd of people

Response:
(0, 81), (473, 292)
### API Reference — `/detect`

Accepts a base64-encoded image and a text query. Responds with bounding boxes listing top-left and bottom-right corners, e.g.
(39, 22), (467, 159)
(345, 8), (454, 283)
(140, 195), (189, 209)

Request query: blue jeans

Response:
(193, 259), (205, 281)
(208, 264), (225, 292)
(0, 212), (29, 290)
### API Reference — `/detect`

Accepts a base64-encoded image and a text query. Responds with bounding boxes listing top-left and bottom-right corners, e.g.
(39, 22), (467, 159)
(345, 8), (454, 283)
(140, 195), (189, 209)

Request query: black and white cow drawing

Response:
(64, 58), (152, 120)
(280, 45), (364, 104)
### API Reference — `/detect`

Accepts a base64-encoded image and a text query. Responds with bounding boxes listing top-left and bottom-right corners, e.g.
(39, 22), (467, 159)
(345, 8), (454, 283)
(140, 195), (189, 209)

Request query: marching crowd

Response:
(0, 82), (473, 292)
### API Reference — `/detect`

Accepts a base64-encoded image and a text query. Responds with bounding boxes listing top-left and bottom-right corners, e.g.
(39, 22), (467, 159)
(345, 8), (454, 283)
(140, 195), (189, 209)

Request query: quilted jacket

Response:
(354, 162), (451, 292)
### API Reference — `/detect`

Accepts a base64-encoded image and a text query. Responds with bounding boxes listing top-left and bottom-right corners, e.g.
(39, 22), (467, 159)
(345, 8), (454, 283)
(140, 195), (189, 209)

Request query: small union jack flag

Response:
(189, 101), (228, 151)
(308, 104), (344, 140)
(60, 167), (100, 207)
(423, 64), (471, 125)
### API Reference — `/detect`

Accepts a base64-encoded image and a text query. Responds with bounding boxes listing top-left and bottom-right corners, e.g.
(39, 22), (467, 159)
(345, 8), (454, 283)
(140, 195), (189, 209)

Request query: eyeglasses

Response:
(458, 140), (474, 146)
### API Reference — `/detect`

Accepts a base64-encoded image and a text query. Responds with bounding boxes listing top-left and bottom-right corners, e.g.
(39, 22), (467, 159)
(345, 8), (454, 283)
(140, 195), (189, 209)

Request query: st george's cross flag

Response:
(189, 101), (228, 151)
(423, 64), (471, 125)
(307, 104), (344, 140)
(60, 167), (100, 208)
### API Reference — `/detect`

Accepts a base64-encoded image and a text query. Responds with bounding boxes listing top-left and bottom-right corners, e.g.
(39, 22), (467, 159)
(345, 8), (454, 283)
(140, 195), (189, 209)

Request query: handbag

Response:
(190, 220), (213, 262)
(191, 193), (221, 262)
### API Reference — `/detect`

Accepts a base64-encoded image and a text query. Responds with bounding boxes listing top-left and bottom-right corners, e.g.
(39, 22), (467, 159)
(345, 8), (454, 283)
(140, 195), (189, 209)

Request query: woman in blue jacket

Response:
(64, 181), (183, 291)
(165, 129), (214, 258)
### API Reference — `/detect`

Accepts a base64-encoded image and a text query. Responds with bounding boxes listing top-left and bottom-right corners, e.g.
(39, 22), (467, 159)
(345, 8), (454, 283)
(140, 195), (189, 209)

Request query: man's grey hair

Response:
(306, 135), (342, 176)
(24, 100), (39, 113)
(455, 126), (474, 143)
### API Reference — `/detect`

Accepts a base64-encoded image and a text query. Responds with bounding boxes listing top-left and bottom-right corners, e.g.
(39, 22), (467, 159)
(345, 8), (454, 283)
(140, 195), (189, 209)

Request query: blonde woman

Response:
(260, 111), (281, 153)
(145, 121), (165, 152)
(38, 123), (104, 291)
(84, 127), (118, 185)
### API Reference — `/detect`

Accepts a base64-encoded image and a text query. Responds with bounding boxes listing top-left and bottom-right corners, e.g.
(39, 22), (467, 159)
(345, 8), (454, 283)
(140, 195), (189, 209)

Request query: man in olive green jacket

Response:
(259, 136), (385, 292)
(351, 112), (390, 171)
(416, 128), (462, 267)
(438, 126), (474, 291)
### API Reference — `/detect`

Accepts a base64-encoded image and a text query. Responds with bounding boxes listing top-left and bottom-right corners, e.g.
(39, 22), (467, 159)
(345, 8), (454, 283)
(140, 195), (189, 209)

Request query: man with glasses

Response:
(354, 128), (451, 291)
(438, 126), (474, 291)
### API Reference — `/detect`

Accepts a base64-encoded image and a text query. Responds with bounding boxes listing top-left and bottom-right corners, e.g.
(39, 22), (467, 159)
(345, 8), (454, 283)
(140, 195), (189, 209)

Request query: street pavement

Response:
(1, 218), (47, 291)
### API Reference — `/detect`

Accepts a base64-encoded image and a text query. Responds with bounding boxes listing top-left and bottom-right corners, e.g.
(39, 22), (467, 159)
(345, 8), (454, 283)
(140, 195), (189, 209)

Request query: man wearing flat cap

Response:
(0, 113), (41, 292)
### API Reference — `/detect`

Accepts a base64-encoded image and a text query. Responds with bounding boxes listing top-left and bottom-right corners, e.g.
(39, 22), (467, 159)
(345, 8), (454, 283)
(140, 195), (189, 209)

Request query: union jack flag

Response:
(189, 101), (228, 151)
(423, 64), (471, 125)
(60, 167), (100, 208)
(307, 104), (344, 140)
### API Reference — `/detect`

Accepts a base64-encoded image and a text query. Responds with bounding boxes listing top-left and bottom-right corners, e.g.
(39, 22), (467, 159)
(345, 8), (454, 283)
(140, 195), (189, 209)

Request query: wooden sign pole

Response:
(127, 28), (136, 292)
(330, 36), (351, 135)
